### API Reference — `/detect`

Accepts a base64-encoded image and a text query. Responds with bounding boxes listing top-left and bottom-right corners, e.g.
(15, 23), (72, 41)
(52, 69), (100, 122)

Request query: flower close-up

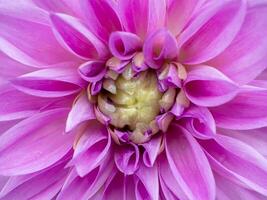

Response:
(1, 0), (267, 199)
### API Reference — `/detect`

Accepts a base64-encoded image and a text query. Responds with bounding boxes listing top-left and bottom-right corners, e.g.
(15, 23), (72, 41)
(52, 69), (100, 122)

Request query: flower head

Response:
(1, 0), (267, 199)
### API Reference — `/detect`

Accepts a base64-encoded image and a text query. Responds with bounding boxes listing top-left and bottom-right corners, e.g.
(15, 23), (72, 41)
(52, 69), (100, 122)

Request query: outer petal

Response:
(178, 0), (247, 64)
(210, 85), (267, 130)
(0, 88), (64, 121)
(12, 67), (84, 97)
(166, 0), (205, 36)
(158, 155), (187, 200)
(0, 3), (76, 67)
(80, 0), (122, 42)
(208, 3), (267, 85)
(200, 134), (267, 196)
(184, 66), (239, 107)
(0, 160), (69, 200)
(66, 93), (95, 132)
(0, 108), (74, 176)
(117, 0), (166, 39)
(215, 173), (267, 200)
(219, 127), (267, 157)
(71, 121), (111, 177)
(50, 13), (108, 60)
(165, 124), (215, 200)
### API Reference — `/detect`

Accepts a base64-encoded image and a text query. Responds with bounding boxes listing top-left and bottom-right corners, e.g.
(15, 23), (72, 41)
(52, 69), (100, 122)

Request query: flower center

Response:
(101, 71), (163, 131)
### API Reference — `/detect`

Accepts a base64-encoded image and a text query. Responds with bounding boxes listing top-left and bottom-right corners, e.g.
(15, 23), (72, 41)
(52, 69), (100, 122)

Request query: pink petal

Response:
(66, 93), (95, 132)
(144, 29), (178, 69)
(109, 31), (142, 60)
(50, 13), (108, 60)
(158, 155), (187, 200)
(0, 108), (74, 176)
(12, 67), (84, 97)
(0, 87), (64, 121)
(0, 5), (76, 67)
(208, 3), (267, 85)
(184, 66), (239, 107)
(166, 0), (205, 36)
(33, 0), (83, 18)
(178, 0), (247, 64)
(215, 172), (267, 200)
(102, 172), (135, 200)
(219, 127), (267, 157)
(210, 85), (267, 130)
(201, 134), (267, 196)
(0, 160), (69, 200)
(165, 124), (215, 200)
(135, 163), (159, 200)
(114, 143), (140, 175)
(117, 0), (166, 39)
(80, 0), (122, 42)
(72, 121), (111, 177)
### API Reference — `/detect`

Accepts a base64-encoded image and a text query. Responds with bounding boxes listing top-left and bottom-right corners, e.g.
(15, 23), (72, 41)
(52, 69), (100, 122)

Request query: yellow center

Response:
(103, 71), (163, 131)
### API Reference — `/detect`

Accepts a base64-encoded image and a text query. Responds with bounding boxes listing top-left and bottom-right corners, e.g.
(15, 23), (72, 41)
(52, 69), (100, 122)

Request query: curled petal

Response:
(144, 29), (178, 69)
(71, 121), (111, 177)
(208, 3), (267, 84)
(78, 61), (106, 82)
(114, 143), (140, 175)
(210, 84), (267, 130)
(12, 67), (84, 97)
(0, 108), (74, 176)
(109, 31), (142, 60)
(184, 66), (239, 107)
(118, 0), (166, 39)
(201, 134), (267, 196)
(178, 0), (247, 64)
(165, 124), (215, 200)
(180, 106), (216, 139)
(50, 13), (108, 60)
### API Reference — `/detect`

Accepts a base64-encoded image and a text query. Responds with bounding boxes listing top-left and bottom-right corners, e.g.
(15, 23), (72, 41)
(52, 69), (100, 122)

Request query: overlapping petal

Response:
(184, 66), (239, 107)
(0, 108), (74, 176)
(165, 124), (215, 200)
(201, 134), (267, 196)
(178, 0), (247, 64)
(210, 84), (267, 130)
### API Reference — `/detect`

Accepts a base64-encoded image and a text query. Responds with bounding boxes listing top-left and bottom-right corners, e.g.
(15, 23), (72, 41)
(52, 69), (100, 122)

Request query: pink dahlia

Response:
(1, 0), (267, 199)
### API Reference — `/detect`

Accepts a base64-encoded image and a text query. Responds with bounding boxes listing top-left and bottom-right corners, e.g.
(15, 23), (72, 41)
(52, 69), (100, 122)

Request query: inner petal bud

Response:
(99, 71), (163, 132)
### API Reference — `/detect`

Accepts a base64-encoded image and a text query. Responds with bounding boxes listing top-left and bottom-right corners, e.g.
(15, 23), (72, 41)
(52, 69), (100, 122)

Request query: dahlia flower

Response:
(1, 0), (267, 199)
